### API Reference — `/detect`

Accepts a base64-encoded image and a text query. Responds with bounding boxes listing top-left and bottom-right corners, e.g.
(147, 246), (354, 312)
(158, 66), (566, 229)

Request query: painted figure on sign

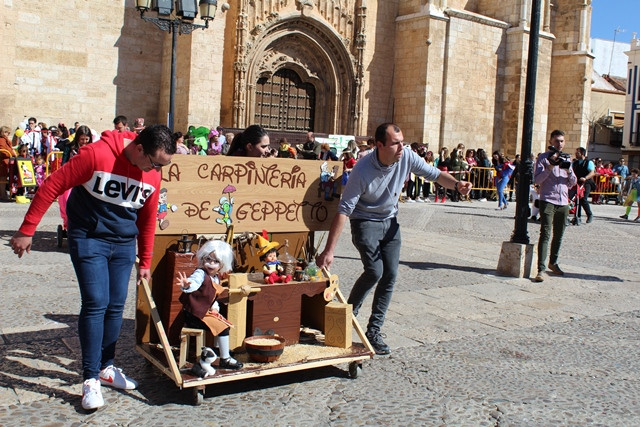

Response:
(157, 187), (177, 230)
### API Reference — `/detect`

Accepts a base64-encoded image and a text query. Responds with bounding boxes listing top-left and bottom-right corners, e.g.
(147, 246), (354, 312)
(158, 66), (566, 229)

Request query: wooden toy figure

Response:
(256, 235), (292, 284)
(176, 239), (243, 370)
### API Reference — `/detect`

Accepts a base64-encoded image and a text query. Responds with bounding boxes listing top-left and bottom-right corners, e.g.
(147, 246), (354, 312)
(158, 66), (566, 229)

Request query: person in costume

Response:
(176, 239), (243, 370)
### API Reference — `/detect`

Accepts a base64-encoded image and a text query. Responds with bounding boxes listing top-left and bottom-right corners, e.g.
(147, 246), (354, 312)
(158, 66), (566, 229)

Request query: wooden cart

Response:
(134, 155), (373, 404)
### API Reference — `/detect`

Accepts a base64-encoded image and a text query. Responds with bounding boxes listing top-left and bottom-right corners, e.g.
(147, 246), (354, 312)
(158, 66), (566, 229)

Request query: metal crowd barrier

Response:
(591, 174), (622, 197)
(467, 166), (496, 192)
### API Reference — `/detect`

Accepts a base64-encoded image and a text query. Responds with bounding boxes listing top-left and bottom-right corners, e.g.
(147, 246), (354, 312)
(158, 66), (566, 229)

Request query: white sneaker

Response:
(415, 198), (424, 203)
(82, 378), (104, 410)
(405, 199), (415, 203)
(99, 365), (138, 390)
(479, 198), (487, 202)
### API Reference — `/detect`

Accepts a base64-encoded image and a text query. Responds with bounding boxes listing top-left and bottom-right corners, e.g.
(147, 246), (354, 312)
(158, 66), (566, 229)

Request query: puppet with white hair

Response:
(176, 239), (243, 370)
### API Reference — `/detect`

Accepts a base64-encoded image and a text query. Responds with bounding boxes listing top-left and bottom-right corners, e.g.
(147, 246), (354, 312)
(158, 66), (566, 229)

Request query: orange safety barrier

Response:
(47, 150), (63, 177)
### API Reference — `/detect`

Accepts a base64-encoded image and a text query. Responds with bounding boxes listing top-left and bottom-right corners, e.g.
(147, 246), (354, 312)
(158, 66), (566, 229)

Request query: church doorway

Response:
(254, 68), (316, 132)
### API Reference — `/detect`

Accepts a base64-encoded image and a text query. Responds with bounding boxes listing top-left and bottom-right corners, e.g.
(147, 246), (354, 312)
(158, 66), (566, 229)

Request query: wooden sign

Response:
(155, 155), (343, 234)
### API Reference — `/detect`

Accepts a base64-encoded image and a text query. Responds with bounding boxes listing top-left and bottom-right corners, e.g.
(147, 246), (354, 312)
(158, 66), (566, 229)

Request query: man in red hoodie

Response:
(10, 124), (175, 410)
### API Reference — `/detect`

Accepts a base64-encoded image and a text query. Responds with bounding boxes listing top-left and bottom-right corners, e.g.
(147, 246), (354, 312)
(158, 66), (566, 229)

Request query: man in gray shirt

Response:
(316, 123), (472, 355)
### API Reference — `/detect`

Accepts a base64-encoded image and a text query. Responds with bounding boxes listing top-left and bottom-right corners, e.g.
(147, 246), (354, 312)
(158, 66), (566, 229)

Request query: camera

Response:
(547, 146), (571, 169)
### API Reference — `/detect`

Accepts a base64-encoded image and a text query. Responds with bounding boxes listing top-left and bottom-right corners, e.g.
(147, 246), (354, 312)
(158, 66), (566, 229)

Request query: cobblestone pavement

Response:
(1, 198), (639, 426)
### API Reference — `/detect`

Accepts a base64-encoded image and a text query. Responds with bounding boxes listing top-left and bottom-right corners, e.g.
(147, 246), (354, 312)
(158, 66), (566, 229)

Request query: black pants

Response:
(577, 184), (593, 218)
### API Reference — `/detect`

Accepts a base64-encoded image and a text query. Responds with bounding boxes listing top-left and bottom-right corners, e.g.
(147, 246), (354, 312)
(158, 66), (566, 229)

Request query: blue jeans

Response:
(496, 177), (509, 207)
(68, 237), (136, 380)
(348, 217), (402, 334)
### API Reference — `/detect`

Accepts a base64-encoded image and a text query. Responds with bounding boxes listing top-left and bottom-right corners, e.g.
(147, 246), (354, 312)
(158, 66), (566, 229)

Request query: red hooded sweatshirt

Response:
(19, 130), (160, 269)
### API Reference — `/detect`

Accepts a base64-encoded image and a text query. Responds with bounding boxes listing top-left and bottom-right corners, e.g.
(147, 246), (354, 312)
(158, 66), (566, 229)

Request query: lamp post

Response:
(510, 0), (541, 245)
(135, 0), (218, 131)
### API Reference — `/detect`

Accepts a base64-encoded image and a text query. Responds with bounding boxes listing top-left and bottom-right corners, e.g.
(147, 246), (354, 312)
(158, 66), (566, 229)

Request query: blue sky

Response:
(591, 0), (640, 43)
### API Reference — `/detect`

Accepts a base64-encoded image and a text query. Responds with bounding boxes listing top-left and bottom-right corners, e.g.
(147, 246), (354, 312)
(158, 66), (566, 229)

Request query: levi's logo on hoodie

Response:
(83, 171), (155, 209)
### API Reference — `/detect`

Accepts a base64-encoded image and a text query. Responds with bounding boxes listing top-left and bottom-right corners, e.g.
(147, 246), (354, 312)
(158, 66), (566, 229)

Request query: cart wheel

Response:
(56, 225), (64, 248)
(193, 386), (205, 405)
(348, 362), (362, 379)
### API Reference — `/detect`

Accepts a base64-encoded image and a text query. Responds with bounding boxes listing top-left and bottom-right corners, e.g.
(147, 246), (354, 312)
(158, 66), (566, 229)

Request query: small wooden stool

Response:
(179, 327), (205, 368)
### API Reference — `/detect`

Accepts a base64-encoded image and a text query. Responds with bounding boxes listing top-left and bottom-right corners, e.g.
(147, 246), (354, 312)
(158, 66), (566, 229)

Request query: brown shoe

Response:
(548, 264), (564, 276)
(533, 272), (545, 282)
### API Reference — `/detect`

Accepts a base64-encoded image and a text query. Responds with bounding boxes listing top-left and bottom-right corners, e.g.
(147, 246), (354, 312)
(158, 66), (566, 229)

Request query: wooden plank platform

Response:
(136, 341), (372, 389)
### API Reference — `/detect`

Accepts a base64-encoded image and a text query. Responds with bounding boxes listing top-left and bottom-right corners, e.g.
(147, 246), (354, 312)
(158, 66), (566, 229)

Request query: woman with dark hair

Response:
(492, 151), (514, 210)
(173, 131), (189, 154)
(59, 125), (93, 165)
(226, 125), (271, 157)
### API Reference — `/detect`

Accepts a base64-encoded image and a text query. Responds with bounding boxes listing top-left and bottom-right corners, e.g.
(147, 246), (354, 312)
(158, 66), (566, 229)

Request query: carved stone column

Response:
(354, 0), (367, 134)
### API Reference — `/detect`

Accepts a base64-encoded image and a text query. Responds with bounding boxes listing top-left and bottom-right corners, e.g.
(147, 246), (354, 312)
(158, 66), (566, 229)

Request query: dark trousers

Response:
(349, 217), (401, 334)
(577, 184), (593, 218)
(537, 201), (569, 272)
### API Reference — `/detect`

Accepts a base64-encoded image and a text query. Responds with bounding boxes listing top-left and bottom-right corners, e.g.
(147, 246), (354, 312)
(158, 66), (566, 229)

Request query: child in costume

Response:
(34, 155), (46, 187)
(620, 168), (640, 221)
(257, 235), (292, 284)
(176, 239), (243, 370)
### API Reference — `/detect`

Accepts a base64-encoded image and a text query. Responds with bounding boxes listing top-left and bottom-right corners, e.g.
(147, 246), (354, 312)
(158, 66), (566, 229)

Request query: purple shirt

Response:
(534, 151), (577, 206)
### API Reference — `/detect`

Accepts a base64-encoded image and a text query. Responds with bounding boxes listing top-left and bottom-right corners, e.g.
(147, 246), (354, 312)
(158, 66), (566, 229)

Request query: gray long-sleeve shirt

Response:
(338, 147), (441, 220)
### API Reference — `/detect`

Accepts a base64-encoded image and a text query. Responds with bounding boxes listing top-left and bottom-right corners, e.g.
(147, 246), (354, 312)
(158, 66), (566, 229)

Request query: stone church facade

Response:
(1, 0), (592, 155)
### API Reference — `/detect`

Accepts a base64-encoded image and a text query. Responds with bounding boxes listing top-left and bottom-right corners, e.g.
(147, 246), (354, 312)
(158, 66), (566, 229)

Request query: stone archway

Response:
(234, 17), (356, 134)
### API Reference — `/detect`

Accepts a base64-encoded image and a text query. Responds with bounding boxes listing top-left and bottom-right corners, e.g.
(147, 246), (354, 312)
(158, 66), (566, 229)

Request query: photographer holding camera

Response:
(533, 130), (577, 283)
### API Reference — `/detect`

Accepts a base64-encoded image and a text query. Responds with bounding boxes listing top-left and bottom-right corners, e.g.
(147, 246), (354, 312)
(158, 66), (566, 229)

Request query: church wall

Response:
(392, 16), (430, 144)
(499, 29), (553, 156)
(398, 0), (479, 17)
(0, 1), (165, 132)
(547, 54), (593, 150)
(477, 0), (522, 26)
(440, 14), (506, 153)
(547, 0), (593, 151)
(532, 37), (554, 153)
(446, 0), (480, 12)
(397, 0), (422, 17)
(422, 19), (448, 148)
(180, 15), (227, 131)
(0, 0), (593, 154)
(360, 0), (399, 136)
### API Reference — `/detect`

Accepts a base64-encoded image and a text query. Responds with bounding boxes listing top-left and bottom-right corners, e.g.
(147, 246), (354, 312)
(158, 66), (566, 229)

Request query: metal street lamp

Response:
(511, 0), (540, 245)
(136, 0), (218, 131)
